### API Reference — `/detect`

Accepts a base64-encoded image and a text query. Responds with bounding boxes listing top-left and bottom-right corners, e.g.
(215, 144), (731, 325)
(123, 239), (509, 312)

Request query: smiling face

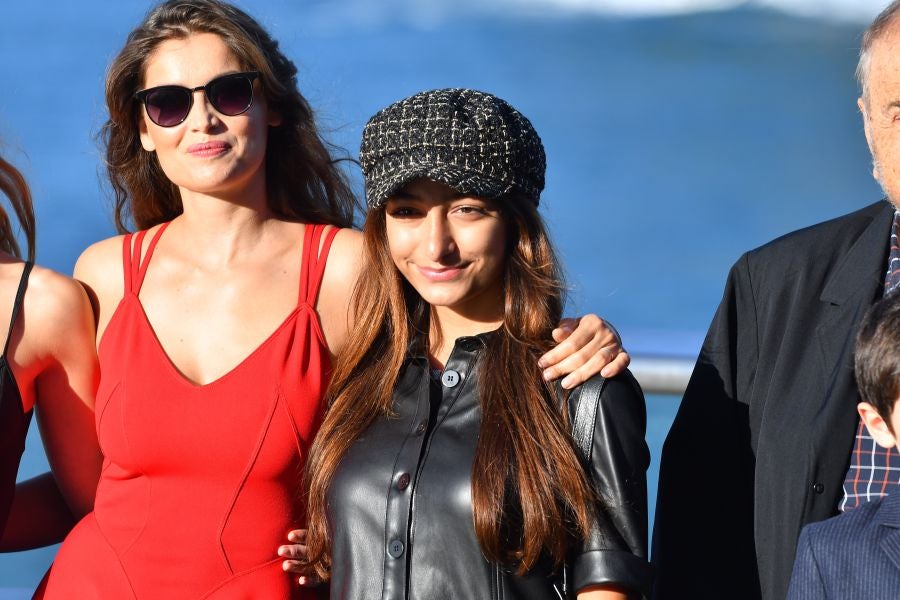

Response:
(384, 178), (508, 326)
(138, 32), (278, 201)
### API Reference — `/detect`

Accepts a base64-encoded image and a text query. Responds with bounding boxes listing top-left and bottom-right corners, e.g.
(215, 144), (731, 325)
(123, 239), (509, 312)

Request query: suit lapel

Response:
(815, 202), (892, 391)
(810, 202), (893, 491)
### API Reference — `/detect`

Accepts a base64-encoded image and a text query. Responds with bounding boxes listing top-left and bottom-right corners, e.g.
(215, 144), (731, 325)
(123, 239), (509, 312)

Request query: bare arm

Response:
(32, 270), (102, 518)
(0, 473), (74, 550)
(0, 267), (102, 550)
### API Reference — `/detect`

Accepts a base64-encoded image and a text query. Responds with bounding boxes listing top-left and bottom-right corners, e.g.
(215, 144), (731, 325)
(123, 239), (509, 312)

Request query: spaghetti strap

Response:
(122, 233), (135, 294)
(298, 224), (339, 306)
(127, 222), (171, 296)
(2, 261), (32, 358)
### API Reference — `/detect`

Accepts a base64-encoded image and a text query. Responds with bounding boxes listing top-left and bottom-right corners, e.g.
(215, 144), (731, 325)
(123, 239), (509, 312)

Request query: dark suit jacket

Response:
(651, 200), (894, 600)
(787, 490), (900, 599)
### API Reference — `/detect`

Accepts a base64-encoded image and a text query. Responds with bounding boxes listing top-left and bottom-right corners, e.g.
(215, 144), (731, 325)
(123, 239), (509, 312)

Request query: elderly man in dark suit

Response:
(652, 3), (900, 599)
(787, 293), (900, 600)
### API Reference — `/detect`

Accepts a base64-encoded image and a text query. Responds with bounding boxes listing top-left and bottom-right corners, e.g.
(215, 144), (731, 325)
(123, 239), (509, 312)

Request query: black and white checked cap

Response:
(359, 88), (546, 209)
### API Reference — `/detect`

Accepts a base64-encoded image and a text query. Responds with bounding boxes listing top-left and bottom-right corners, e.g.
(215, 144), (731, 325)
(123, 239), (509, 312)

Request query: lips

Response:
(187, 141), (230, 157)
(416, 265), (465, 281)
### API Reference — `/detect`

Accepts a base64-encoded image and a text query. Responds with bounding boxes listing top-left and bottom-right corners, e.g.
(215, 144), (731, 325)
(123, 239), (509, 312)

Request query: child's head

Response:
(855, 292), (900, 448)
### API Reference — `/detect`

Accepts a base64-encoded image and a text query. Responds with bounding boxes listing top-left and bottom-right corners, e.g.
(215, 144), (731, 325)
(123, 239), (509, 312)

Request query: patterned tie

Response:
(839, 210), (900, 511)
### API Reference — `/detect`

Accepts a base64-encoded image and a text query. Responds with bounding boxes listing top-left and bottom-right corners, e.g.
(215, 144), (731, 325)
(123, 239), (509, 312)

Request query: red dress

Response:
(43, 223), (337, 599)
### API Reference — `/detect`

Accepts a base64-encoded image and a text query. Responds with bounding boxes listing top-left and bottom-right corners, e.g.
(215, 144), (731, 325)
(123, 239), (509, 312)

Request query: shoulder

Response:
(73, 234), (128, 310)
(567, 369), (647, 447)
(320, 227), (363, 298)
(325, 227), (363, 268)
(73, 235), (127, 291)
(742, 200), (891, 271)
(801, 498), (884, 554)
(577, 370), (645, 418)
(18, 264), (95, 358)
(25, 265), (91, 317)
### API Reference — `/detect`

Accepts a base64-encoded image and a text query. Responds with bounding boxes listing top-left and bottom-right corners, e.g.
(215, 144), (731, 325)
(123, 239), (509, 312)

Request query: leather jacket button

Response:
(812, 482), (825, 494)
(388, 539), (405, 558)
(414, 420), (427, 435)
(397, 473), (411, 490)
(441, 369), (460, 388)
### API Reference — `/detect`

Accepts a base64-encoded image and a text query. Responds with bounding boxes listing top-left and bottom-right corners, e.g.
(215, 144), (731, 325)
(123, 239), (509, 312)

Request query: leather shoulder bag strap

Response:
(570, 376), (607, 467)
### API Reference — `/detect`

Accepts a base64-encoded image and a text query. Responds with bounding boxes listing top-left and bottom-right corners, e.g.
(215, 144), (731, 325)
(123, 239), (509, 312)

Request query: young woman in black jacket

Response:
(292, 88), (652, 599)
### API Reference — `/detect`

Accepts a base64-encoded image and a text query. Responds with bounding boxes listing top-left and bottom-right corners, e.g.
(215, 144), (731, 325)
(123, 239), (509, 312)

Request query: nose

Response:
(425, 209), (455, 262)
(186, 90), (218, 131)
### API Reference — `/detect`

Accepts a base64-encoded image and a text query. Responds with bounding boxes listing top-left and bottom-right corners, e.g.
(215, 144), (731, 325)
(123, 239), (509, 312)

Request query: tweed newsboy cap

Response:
(359, 88), (546, 209)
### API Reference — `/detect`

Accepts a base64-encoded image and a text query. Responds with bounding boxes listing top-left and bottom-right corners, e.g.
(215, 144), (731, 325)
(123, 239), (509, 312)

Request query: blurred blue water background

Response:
(0, 0), (887, 593)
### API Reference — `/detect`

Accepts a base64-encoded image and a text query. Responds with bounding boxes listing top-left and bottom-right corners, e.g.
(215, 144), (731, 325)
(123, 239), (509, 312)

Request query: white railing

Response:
(629, 354), (695, 395)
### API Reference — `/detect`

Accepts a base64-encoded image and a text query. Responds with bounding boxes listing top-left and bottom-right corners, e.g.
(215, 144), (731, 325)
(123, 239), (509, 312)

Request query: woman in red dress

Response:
(40, 1), (623, 598)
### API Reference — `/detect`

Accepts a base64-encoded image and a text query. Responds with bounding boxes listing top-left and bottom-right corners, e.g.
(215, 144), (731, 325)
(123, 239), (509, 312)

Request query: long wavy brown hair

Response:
(304, 195), (597, 578)
(102, 0), (357, 232)
(0, 154), (36, 260)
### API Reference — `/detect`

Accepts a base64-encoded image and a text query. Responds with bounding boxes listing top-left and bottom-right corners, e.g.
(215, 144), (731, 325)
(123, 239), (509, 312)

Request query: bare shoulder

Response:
(317, 227), (363, 355)
(23, 265), (94, 343)
(320, 227), (363, 299)
(74, 234), (128, 319)
(327, 227), (363, 263)
(73, 235), (126, 296)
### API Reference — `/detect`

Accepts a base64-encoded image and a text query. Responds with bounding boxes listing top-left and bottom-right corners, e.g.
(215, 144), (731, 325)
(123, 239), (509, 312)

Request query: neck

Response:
(429, 304), (503, 367)
(167, 184), (281, 269)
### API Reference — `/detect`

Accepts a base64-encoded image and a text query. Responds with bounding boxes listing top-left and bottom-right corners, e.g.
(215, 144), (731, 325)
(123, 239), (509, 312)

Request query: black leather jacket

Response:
(326, 334), (652, 599)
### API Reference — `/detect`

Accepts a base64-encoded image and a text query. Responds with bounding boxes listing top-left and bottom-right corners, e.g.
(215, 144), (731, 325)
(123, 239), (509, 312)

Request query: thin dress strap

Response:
(3, 261), (33, 358)
(298, 224), (340, 306)
(127, 222), (171, 296)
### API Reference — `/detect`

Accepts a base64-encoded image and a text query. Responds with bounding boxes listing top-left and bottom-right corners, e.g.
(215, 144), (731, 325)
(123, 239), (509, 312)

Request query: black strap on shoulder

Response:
(570, 376), (606, 467)
(4, 261), (33, 357)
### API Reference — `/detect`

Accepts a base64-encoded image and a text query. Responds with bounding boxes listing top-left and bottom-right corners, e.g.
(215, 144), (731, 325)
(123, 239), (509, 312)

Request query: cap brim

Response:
(366, 161), (511, 209)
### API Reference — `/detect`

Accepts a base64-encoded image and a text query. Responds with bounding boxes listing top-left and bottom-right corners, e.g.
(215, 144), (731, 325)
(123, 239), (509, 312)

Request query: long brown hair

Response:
(0, 154), (36, 260)
(304, 195), (596, 578)
(102, 0), (357, 232)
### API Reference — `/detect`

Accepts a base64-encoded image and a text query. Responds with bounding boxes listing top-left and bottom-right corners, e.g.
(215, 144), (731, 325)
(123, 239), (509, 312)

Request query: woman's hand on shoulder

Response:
(539, 314), (629, 389)
(316, 227), (363, 357)
(26, 265), (102, 519)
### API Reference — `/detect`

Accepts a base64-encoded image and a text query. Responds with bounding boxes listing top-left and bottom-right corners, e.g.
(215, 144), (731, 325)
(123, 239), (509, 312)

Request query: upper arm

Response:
(73, 235), (126, 345)
(316, 227), (363, 357)
(652, 253), (761, 596)
(28, 267), (102, 518)
(571, 371), (651, 598)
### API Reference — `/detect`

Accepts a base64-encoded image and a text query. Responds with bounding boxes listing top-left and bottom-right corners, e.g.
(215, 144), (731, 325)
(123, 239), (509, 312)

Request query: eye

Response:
(385, 204), (421, 218)
(452, 204), (491, 219)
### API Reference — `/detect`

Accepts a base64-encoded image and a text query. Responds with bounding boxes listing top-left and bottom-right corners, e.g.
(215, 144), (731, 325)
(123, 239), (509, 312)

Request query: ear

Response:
(858, 401), (898, 449)
(858, 97), (878, 177)
(138, 114), (156, 152)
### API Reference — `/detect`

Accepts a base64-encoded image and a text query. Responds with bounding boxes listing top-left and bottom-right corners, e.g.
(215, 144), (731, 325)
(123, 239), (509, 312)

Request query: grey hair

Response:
(858, 0), (900, 103)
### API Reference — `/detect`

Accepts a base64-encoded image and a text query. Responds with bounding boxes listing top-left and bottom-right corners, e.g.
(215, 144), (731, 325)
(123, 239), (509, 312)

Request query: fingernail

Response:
(542, 369), (553, 381)
(288, 532), (298, 541)
(282, 561), (290, 571)
(298, 576), (308, 585)
(561, 376), (573, 389)
(278, 546), (287, 556)
(537, 358), (547, 369)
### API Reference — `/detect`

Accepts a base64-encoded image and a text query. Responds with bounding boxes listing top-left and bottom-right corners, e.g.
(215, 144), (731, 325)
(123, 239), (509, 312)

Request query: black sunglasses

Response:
(135, 71), (260, 127)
